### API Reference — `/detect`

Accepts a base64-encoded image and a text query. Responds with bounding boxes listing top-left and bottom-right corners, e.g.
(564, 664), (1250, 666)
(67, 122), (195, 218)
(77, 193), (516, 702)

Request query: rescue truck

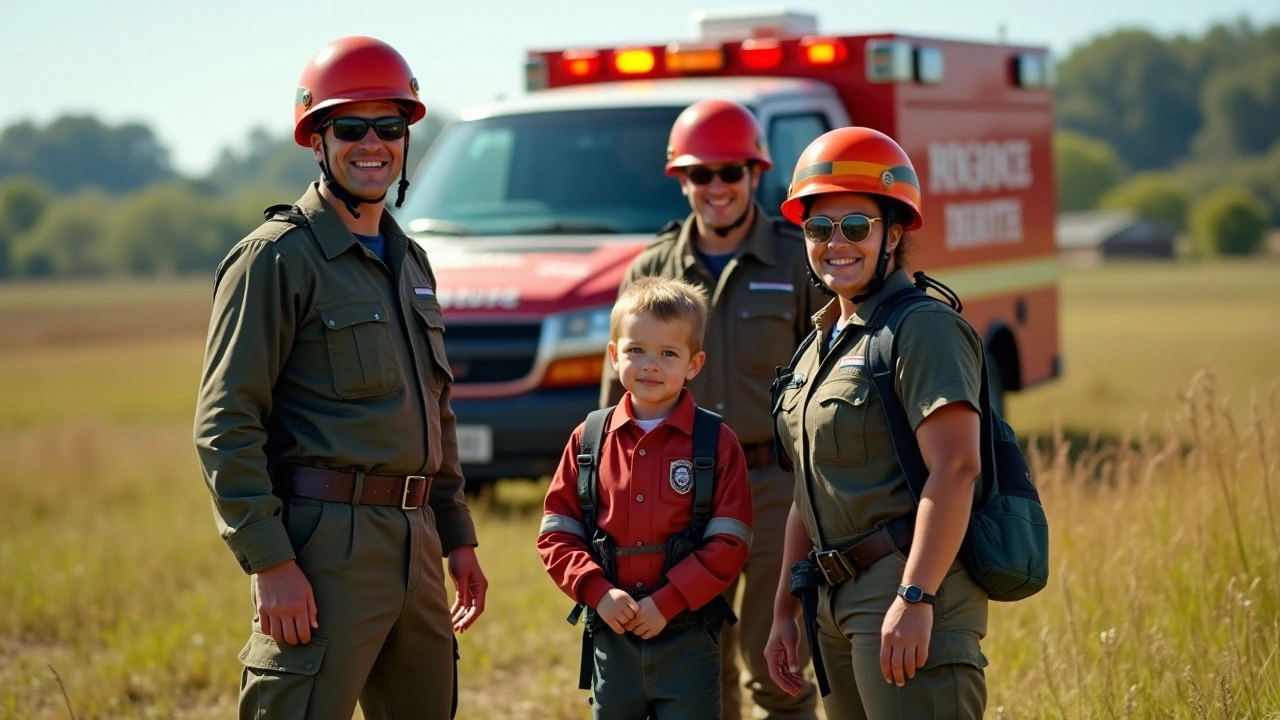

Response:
(397, 9), (1061, 491)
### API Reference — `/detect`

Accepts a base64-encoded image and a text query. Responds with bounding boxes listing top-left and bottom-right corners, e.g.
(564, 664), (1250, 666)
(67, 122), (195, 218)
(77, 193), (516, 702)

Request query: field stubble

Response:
(2, 261), (1279, 718)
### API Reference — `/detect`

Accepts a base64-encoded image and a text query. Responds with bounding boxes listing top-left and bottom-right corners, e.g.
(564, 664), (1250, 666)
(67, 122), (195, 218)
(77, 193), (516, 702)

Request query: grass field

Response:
(1, 260), (1278, 718)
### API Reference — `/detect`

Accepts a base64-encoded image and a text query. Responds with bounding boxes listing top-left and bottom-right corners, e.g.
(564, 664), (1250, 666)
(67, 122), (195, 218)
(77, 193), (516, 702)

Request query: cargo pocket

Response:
(811, 378), (871, 466)
(317, 298), (399, 399)
(412, 301), (453, 393)
(238, 632), (327, 719)
(901, 630), (988, 720)
(735, 302), (796, 374)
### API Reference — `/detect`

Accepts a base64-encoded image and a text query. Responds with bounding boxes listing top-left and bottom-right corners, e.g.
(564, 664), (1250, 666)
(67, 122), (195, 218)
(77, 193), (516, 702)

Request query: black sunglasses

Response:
(801, 214), (884, 244)
(321, 116), (408, 142)
(685, 164), (749, 185)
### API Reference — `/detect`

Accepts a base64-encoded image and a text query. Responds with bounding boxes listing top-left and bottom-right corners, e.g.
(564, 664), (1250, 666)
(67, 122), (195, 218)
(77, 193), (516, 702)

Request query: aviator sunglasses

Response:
(685, 164), (749, 185)
(801, 214), (883, 244)
(321, 116), (408, 142)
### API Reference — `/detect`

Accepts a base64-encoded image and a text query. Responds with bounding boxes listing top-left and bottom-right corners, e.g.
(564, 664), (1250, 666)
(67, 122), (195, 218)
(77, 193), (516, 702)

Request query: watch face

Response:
(903, 585), (923, 602)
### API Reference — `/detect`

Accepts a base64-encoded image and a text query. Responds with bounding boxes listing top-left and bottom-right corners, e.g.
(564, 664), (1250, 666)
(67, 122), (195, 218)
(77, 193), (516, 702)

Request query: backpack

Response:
(866, 282), (1049, 601)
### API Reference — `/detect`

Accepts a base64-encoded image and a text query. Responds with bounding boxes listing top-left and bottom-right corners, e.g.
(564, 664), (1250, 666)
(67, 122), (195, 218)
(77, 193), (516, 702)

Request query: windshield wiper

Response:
(506, 220), (622, 235)
(407, 218), (475, 236)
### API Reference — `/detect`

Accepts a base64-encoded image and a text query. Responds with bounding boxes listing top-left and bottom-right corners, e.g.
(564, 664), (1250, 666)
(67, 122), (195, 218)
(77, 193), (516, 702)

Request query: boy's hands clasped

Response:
(597, 589), (669, 638)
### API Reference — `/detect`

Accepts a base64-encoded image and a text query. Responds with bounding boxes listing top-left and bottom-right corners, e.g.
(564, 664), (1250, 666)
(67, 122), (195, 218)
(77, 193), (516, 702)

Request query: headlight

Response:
(543, 305), (612, 360)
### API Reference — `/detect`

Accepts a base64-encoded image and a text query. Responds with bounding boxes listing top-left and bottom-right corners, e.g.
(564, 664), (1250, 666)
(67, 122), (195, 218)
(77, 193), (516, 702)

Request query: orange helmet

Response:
(780, 127), (922, 230)
(665, 99), (772, 175)
(293, 36), (427, 147)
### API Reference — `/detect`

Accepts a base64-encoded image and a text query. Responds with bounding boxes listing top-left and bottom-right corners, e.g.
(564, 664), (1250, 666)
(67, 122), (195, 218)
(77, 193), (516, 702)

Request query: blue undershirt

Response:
(697, 249), (735, 279)
(354, 233), (389, 266)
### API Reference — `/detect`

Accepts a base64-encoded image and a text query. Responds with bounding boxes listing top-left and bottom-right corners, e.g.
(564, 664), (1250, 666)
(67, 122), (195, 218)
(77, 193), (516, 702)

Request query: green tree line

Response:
(2, 21), (1277, 279)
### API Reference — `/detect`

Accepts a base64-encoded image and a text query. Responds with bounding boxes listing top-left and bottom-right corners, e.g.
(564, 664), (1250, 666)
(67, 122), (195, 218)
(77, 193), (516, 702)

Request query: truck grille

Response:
(442, 322), (541, 384)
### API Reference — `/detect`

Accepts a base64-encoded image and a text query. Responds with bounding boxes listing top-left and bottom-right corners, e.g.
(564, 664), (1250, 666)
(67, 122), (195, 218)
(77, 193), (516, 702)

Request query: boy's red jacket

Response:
(538, 389), (753, 621)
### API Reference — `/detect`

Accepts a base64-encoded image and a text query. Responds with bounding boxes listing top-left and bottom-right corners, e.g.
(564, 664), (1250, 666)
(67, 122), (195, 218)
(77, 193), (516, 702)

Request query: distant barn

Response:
(1057, 209), (1179, 265)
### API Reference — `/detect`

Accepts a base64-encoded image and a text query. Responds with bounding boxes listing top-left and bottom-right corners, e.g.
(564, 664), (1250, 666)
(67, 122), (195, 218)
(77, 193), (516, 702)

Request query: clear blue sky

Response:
(5, 0), (1278, 176)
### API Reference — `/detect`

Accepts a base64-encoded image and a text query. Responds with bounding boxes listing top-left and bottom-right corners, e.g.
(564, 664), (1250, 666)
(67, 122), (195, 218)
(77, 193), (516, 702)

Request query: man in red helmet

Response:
(601, 99), (823, 720)
(195, 36), (486, 720)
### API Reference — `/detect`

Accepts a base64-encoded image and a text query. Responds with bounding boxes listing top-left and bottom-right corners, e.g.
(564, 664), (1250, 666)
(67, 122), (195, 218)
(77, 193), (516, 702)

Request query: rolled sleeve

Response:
(894, 308), (983, 431)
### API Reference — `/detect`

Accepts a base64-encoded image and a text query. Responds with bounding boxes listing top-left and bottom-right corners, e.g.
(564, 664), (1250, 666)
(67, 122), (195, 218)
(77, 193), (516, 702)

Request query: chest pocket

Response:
(735, 302), (796, 374)
(316, 298), (399, 399)
(659, 454), (697, 504)
(810, 376), (872, 467)
(412, 301), (454, 392)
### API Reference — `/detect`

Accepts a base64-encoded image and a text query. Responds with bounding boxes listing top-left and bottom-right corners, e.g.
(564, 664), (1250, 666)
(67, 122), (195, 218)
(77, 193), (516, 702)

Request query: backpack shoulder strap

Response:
(866, 288), (944, 504)
(577, 407), (615, 531)
(771, 328), (820, 473)
(690, 407), (722, 534)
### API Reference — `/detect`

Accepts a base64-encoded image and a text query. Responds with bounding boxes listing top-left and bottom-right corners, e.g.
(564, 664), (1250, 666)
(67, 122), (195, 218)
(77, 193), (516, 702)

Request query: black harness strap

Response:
(567, 405), (729, 690)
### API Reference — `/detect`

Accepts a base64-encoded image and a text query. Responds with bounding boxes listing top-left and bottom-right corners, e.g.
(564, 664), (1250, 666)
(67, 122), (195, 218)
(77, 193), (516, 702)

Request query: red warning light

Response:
(739, 39), (783, 70)
(561, 50), (601, 79)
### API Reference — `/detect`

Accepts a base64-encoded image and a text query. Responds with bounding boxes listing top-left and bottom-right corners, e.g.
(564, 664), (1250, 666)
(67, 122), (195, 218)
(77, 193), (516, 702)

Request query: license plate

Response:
(455, 425), (493, 464)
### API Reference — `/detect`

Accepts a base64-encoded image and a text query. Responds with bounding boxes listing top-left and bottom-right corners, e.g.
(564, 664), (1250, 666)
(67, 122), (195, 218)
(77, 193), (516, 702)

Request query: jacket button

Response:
(716, 403), (725, 410)
(636, 540), (644, 546)
(327, 320), (336, 326)
(636, 494), (644, 502)
(305, 662), (314, 670)
(374, 313), (380, 320)
(853, 397), (864, 405)
(638, 449), (646, 457)
(636, 582), (643, 589)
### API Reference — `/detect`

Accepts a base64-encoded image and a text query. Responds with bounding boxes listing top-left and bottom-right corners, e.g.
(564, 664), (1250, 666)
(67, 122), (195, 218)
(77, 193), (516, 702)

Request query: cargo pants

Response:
(238, 497), (458, 720)
(720, 463), (818, 720)
(591, 614), (723, 720)
(814, 528), (989, 719)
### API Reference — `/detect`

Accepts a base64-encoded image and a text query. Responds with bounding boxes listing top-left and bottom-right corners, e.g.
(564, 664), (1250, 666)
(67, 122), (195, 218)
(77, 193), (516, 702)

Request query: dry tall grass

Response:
(2, 263), (1279, 718)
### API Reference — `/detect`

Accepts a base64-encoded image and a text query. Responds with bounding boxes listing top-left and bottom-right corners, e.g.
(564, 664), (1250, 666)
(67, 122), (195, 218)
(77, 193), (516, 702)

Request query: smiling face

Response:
(607, 311), (706, 420)
(804, 192), (901, 300)
(310, 100), (406, 202)
(679, 162), (759, 236)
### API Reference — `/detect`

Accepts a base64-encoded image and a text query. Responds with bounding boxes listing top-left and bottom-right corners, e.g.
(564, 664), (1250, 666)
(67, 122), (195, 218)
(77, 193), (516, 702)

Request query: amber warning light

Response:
(561, 50), (601, 79)
(800, 37), (848, 66)
(614, 48), (657, 74)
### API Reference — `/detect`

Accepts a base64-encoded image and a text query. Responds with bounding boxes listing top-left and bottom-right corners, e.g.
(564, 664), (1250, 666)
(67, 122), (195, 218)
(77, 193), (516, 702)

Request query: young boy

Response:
(538, 277), (753, 720)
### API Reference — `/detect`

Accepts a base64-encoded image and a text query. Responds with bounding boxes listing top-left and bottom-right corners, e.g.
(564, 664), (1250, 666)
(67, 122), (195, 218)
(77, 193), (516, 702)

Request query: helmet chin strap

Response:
(847, 207), (896, 305)
(319, 128), (413, 219)
(711, 200), (753, 238)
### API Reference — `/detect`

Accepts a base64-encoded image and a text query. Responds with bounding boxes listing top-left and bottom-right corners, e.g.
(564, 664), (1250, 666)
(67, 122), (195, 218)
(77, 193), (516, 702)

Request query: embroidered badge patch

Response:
(669, 459), (694, 495)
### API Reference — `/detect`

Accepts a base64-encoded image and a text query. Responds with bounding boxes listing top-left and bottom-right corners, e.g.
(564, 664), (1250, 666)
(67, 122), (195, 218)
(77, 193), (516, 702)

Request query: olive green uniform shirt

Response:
(601, 206), (827, 445)
(775, 269), (984, 548)
(194, 183), (477, 575)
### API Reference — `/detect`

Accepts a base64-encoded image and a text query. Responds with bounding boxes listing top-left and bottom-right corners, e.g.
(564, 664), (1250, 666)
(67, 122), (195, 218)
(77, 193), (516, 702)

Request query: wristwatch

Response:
(897, 584), (935, 605)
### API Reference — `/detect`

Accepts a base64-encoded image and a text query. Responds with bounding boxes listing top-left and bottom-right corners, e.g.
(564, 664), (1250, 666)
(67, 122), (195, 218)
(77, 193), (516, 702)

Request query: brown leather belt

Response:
(285, 466), (432, 510)
(741, 441), (777, 471)
(811, 514), (915, 585)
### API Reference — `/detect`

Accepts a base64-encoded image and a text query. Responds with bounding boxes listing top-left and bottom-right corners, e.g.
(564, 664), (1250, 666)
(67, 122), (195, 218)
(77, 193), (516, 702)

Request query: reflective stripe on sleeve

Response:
(703, 517), (752, 547)
(539, 514), (587, 538)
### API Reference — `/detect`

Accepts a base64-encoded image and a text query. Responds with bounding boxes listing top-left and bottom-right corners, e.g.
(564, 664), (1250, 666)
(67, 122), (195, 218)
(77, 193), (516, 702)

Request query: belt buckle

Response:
(401, 475), (426, 511)
(813, 549), (855, 585)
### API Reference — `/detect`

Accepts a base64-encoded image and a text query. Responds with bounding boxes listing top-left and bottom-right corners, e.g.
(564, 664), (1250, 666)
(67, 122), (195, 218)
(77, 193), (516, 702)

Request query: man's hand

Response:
(765, 614), (805, 696)
(880, 596), (933, 686)
(596, 588), (640, 634)
(448, 545), (488, 633)
(625, 596), (667, 639)
(255, 559), (318, 645)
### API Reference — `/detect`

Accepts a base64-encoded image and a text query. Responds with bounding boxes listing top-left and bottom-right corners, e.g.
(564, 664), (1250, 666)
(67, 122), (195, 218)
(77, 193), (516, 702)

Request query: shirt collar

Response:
(809, 268), (915, 332)
(608, 387), (697, 435)
(293, 182), (410, 262)
(675, 203), (779, 270)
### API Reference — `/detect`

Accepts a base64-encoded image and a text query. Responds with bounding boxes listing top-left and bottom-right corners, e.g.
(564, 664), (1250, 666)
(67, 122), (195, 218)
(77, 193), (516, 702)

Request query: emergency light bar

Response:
(665, 44), (725, 73)
(614, 48), (657, 74)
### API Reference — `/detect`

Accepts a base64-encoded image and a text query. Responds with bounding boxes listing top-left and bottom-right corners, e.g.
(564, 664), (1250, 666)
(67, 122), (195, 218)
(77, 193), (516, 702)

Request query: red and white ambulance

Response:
(397, 10), (1061, 490)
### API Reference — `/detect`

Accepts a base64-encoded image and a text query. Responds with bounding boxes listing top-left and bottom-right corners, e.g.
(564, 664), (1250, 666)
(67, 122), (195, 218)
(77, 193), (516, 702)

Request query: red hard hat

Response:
(780, 127), (923, 230)
(293, 36), (427, 147)
(665, 99), (772, 175)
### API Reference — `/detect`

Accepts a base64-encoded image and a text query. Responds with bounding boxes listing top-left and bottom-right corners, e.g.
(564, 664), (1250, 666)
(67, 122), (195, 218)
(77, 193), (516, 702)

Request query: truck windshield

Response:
(398, 107), (691, 236)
